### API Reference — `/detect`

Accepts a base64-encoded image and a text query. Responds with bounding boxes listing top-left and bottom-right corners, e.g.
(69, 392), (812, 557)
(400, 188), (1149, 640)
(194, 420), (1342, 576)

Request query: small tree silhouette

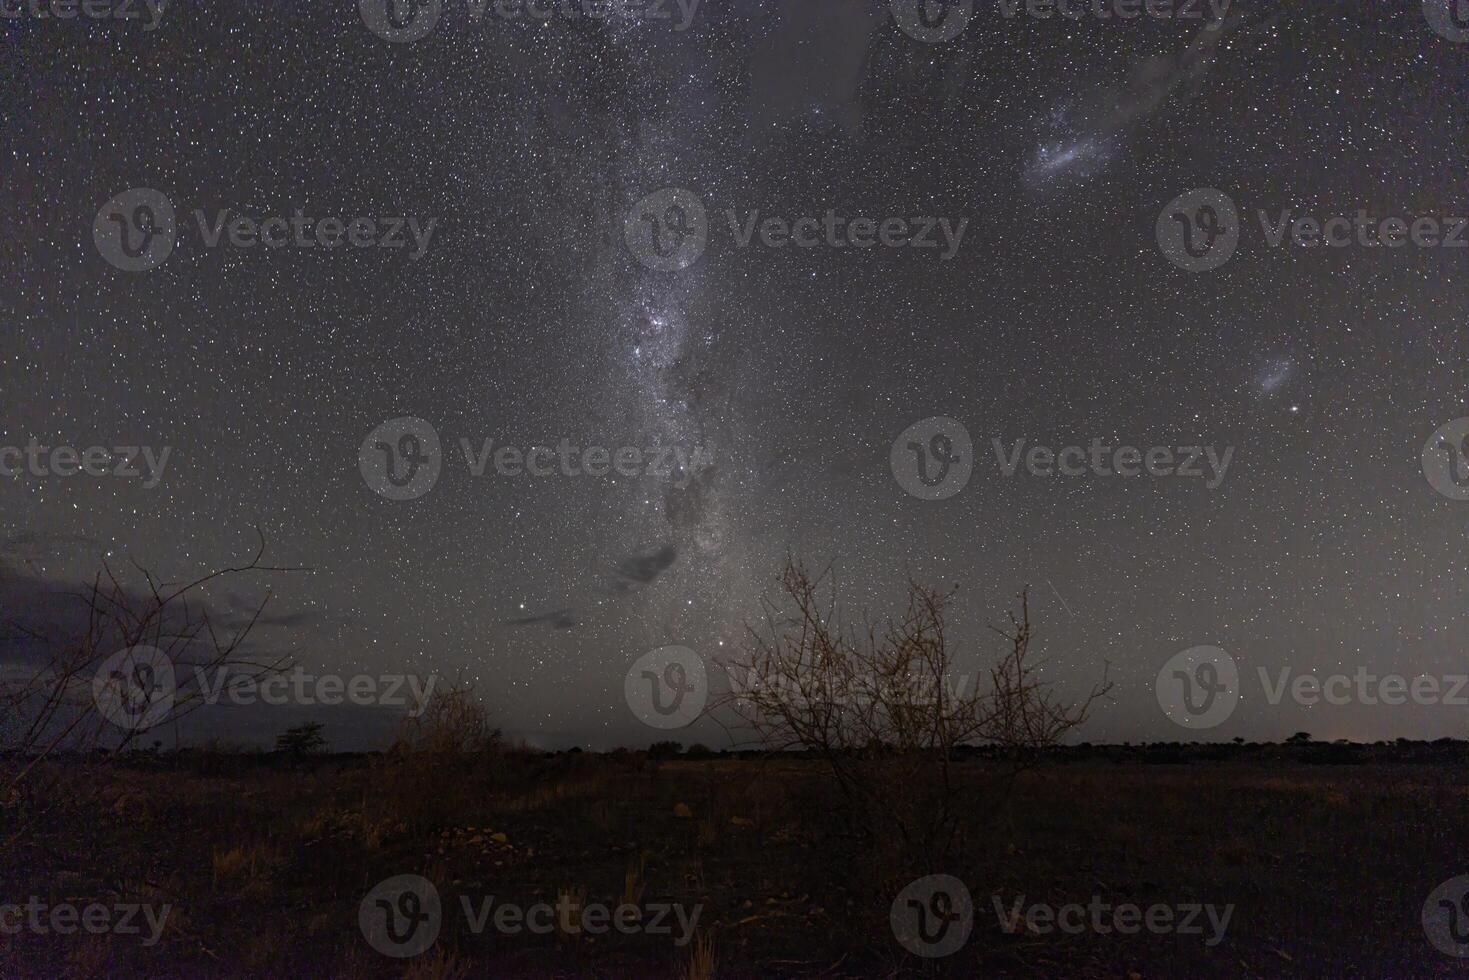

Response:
(0, 528), (304, 839)
(711, 557), (1111, 867)
(276, 722), (327, 757)
(647, 740), (684, 759)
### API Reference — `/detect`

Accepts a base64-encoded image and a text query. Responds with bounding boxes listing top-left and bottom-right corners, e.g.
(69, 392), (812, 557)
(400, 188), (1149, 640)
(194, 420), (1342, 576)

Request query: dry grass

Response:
(4, 753), (1467, 977)
(211, 839), (284, 896)
(621, 851), (649, 910)
(680, 932), (717, 980)
(402, 948), (468, 980)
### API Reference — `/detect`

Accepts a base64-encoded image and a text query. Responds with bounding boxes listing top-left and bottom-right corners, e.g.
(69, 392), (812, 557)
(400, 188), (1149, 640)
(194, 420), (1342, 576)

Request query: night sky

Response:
(5, 0), (1469, 748)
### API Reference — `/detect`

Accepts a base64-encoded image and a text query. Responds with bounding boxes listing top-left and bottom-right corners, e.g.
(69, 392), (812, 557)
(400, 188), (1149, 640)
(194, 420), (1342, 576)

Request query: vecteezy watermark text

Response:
(1157, 645), (1469, 730)
(458, 895), (700, 944)
(992, 438), (1232, 488)
(193, 210), (436, 258)
(726, 210), (968, 260)
(888, 0), (1228, 43)
(890, 875), (1231, 958)
(993, 0), (1229, 19)
(1157, 187), (1469, 271)
(724, 665), (973, 709)
(359, 875), (701, 959)
(624, 188), (969, 271)
(94, 188), (437, 273)
(194, 666), (437, 715)
(0, 439), (171, 488)
(890, 417), (1234, 500)
(358, 0), (701, 43)
(0, 898), (171, 946)
(0, 0), (169, 30)
(992, 894), (1233, 946)
(360, 416), (714, 501)
(458, 438), (712, 483)
(91, 647), (437, 733)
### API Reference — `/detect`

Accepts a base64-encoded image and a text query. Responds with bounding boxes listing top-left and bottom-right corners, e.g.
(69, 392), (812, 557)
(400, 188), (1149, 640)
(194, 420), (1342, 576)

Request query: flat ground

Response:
(3, 747), (1467, 977)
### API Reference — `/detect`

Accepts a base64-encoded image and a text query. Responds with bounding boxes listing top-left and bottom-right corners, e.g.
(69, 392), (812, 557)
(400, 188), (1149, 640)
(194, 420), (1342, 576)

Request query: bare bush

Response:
(390, 680), (500, 759)
(1, 532), (300, 799)
(379, 681), (502, 831)
(0, 531), (301, 852)
(711, 557), (1110, 868)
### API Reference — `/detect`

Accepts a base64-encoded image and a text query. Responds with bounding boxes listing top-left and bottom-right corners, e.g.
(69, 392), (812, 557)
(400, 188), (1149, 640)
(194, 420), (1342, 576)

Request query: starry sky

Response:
(5, 0), (1469, 748)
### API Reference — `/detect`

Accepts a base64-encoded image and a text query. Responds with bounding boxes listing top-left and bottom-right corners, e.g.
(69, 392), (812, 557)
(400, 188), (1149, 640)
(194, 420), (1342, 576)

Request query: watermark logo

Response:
(360, 875), (442, 958)
(92, 645), (176, 732)
(1259, 667), (1469, 708)
(625, 645), (707, 729)
(460, 895), (701, 944)
(994, 439), (1232, 487)
(93, 188), (176, 273)
(94, 190), (437, 272)
(891, 0), (1226, 41)
(1160, 189), (1469, 271)
(360, 419), (714, 501)
(891, 874), (973, 958)
(1155, 645), (1239, 730)
(1156, 188), (1239, 272)
(728, 209), (967, 260)
(195, 667), (437, 714)
(889, 0), (973, 42)
(1423, 418), (1469, 501)
(0, 440), (171, 488)
(893, 420), (1233, 499)
(0, 0), (170, 30)
(625, 188), (708, 272)
(359, 0), (698, 41)
(360, 876), (701, 957)
(1424, 875), (1469, 957)
(993, 894), (1232, 946)
(995, 0), (1229, 20)
(458, 437), (711, 485)
(360, 417), (443, 501)
(193, 210), (436, 258)
(726, 665), (972, 709)
(1424, 0), (1469, 42)
(890, 417), (973, 500)
(359, 0), (442, 42)
(1162, 651), (1469, 725)
(626, 189), (969, 269)
(0, 898), (171, 946)
(1256, 209), (1469, 250)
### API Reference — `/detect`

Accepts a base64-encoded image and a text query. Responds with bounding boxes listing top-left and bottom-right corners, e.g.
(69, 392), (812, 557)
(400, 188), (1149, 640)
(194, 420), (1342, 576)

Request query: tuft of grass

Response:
(621, 851), (648, 911)
(211, 839), (284, 903)
(212, 845), (254, 888)
(680, 932), (716, 980)
(402, 947), (468, 980)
